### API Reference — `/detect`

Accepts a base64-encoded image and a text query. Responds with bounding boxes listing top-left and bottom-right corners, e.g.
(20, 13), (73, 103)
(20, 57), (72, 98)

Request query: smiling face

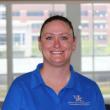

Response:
(39, 20), (76, 67)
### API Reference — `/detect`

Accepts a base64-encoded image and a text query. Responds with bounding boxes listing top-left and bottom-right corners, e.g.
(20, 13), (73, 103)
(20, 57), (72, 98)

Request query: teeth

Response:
(51, 51), (63, 54)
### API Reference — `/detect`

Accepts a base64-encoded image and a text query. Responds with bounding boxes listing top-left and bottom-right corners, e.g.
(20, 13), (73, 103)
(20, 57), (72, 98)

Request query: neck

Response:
(40, 63), (71, 94)
(41, 63), (70, 79)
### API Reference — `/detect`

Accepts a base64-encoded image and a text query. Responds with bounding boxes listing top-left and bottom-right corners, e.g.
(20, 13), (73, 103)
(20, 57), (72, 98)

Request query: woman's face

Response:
(39, 20), (76, 67)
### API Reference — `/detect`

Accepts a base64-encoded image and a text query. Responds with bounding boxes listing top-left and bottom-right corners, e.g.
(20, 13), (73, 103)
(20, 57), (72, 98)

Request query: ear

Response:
(38, 36), (42, 52)
(72, 38), (76, 51)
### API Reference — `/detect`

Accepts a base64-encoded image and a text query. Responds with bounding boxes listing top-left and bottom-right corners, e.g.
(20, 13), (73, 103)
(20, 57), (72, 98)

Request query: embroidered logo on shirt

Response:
(68, 95), (90, 106)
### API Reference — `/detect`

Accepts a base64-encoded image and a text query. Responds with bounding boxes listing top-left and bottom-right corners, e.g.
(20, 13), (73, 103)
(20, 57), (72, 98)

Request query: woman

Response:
(2, 15), (105, 110)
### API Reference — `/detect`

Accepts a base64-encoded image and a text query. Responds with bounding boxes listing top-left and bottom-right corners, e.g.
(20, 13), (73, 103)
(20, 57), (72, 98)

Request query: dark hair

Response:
(39, 15), (75, 39)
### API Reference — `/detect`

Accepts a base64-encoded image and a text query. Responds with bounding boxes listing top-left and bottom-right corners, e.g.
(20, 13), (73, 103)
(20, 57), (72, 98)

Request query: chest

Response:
(20, 87), (95, 110)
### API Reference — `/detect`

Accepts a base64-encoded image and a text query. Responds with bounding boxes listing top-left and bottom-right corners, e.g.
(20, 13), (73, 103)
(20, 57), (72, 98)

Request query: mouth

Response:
(51, 51), (64, 55)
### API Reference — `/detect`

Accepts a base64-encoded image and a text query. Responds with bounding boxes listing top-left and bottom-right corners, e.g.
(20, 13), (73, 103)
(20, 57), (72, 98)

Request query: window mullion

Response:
(6, 3), (13, 88)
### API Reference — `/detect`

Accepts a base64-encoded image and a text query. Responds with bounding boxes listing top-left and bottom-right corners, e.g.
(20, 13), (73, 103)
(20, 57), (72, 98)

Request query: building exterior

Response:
(81, 4), (110, 56)
(0, 4), (66, 58)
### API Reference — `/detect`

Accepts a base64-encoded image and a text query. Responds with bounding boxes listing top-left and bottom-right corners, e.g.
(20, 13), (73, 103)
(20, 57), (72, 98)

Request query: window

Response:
(81, 10), (89, 16)
(94, 10), (107, 17)
(0, 34), (6, 45)
(13, 33), (25, 45)
(12, 4), (66, 76)
(81, 3), (110, 102)
(27, 11), (44, 16)
(94, 23), (107, 29)
(0, 2), (110, 106)
(31, 23), (41, 30)
(0, 4), (7, 102)
(12, 11), (20, 16)
(81, 23), (89, 28)
(0, 3), (66, 103)
(0, 5), (6, 19)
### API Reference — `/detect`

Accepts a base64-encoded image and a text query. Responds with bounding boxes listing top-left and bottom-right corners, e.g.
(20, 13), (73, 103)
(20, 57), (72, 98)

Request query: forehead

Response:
(42, 20), (72, 33)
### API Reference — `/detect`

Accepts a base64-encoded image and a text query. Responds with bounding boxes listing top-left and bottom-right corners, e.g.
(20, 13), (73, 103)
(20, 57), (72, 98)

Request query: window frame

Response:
(0, 1), (110, 104)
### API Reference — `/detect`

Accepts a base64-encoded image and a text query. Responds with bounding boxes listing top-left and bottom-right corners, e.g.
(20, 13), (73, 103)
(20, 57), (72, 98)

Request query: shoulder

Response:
(2, 71), (35, 109)
(74, 72), (105, 109)
(12, 70), (36, 89)
(75, 72), (100, 90)
(74, 72), (104, 100)
(15, 71), (33, 82)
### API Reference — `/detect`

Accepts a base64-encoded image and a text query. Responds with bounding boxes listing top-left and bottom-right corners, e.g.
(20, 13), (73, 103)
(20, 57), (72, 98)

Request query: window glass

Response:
(0, 4), (7, 101)
(81, 3), (110, 101)
(12, 4), (66, 76)
(81, 3), (110, 71)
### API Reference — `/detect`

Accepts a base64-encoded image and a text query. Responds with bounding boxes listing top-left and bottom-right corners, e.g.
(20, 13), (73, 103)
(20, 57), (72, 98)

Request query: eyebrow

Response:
(42, 32), (72, 35)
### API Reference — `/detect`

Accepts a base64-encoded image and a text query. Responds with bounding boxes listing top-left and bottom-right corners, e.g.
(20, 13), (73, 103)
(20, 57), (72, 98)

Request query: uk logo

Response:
(68, 95), (90, 106)
(74, 95), (82, 102)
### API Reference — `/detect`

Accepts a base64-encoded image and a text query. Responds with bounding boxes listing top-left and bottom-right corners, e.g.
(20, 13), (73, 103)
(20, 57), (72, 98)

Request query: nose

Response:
(53, 37), (61, 48)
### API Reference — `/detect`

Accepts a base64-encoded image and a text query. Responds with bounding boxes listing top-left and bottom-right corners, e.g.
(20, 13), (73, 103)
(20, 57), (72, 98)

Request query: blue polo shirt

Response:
(2, 63), (105, 110)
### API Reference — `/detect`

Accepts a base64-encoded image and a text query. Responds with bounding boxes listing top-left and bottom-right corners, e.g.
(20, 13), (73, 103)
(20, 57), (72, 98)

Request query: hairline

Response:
(39, 16), (75, 39)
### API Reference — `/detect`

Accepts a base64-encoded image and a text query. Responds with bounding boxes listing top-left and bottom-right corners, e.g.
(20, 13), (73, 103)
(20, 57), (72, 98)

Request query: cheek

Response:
(70, 41), (76, 51)
(64, 43), (74, 50)
(65, 43), (76, 53)
(40, 43), (51, 52)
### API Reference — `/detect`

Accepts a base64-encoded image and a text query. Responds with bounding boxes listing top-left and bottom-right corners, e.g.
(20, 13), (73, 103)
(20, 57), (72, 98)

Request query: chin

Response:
(50, 61), (69, 67)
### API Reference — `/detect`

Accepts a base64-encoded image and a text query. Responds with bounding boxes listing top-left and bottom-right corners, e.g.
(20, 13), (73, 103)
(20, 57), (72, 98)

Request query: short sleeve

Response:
(2, 79), (23, 110)
(94, 84), (106, 110)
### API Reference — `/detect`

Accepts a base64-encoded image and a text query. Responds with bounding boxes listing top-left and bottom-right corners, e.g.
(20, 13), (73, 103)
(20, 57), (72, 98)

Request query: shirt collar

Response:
(31, 63), (44, 89)
(31, 63), (81, 92)
(65, 65), (75, 88)
(65, 65), (81, 92)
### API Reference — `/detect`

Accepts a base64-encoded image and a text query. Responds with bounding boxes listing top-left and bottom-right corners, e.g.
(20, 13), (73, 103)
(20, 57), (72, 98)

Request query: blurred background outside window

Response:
(0, 4), (7, 102)
(0, 4), (66, 102)
(0, 3), (110, 106)
(81, 3), (110, 102)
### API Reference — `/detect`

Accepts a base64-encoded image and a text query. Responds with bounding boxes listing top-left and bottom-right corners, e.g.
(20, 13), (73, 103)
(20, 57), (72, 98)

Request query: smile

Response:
(51, 51), (64, 54)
